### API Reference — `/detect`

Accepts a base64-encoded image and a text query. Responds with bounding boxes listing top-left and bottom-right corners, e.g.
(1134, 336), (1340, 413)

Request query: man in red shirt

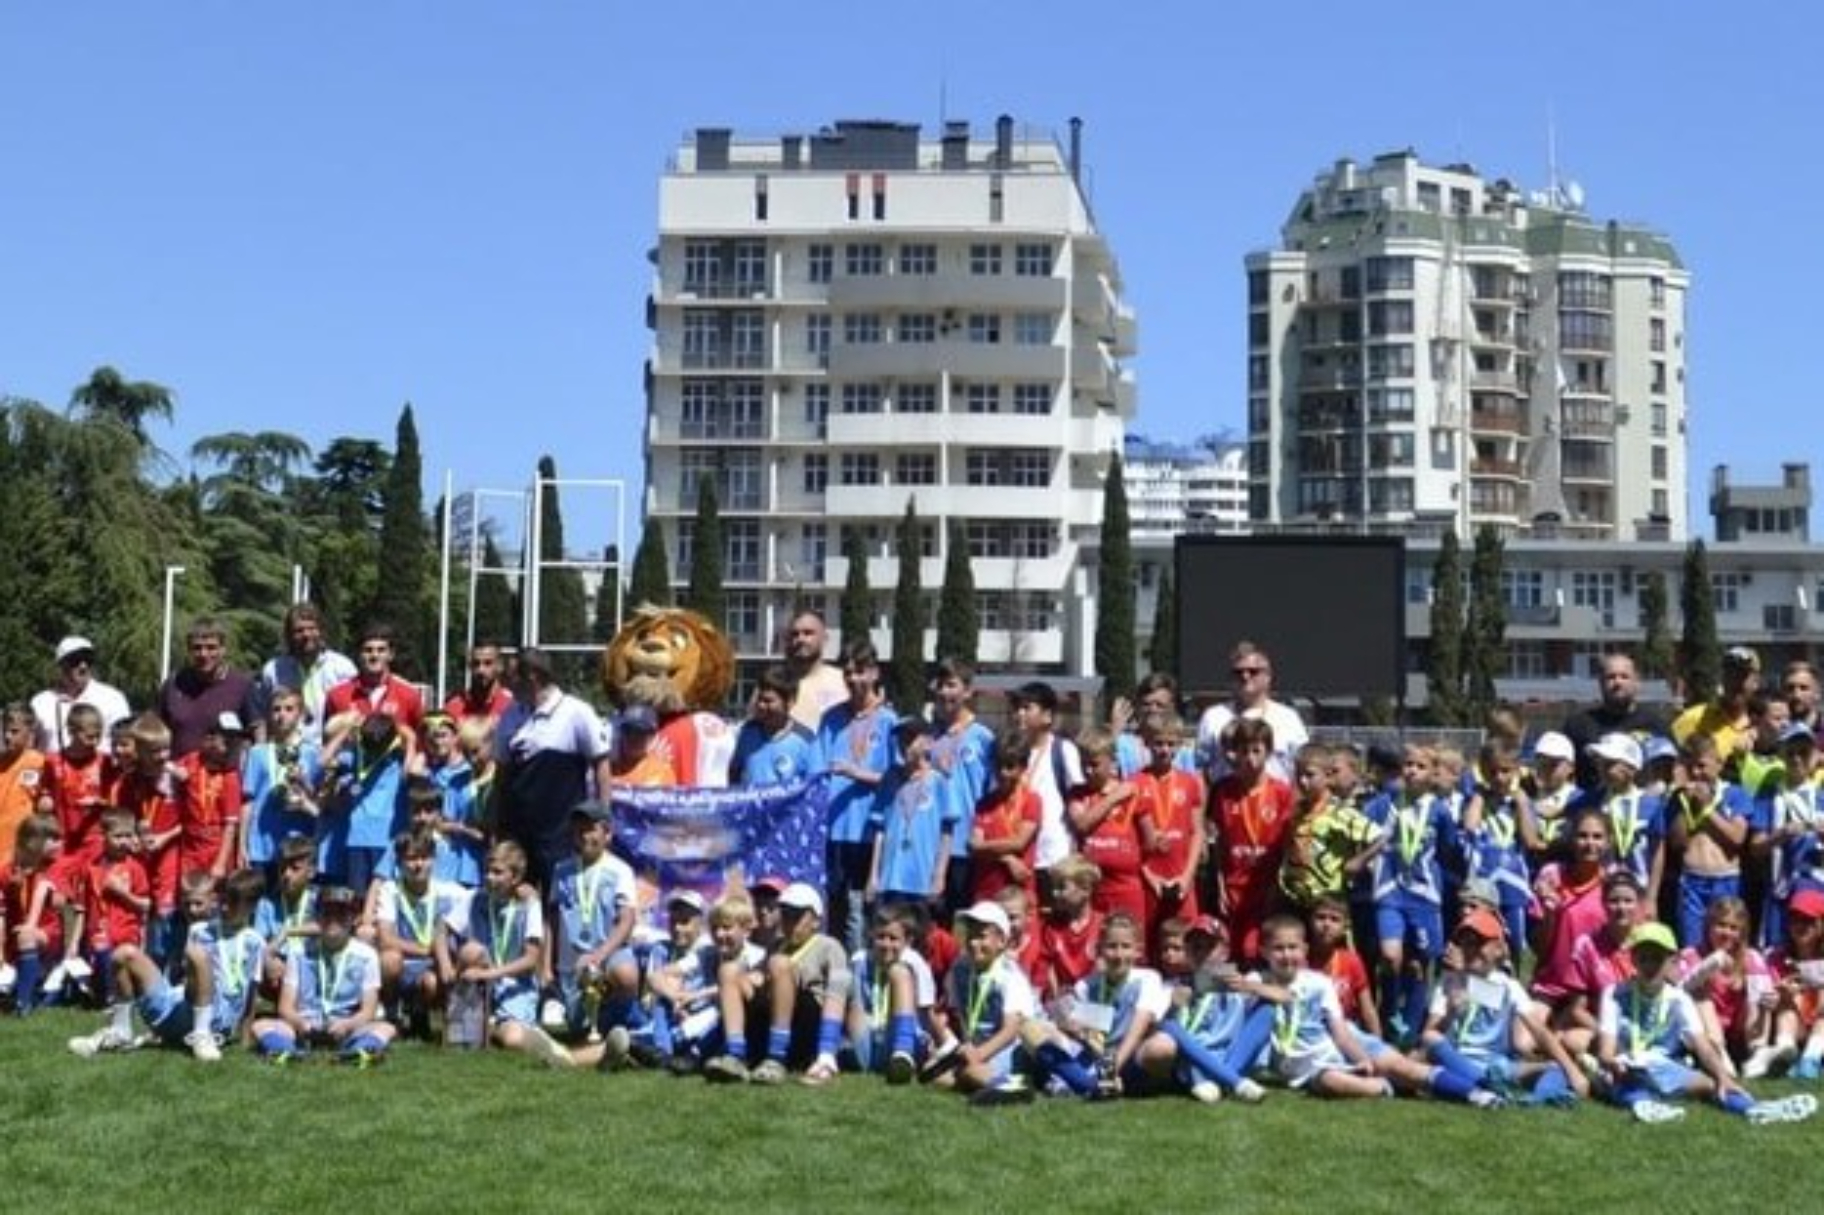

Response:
(324, 623), (425, 738)
(443, 641), (513, 724)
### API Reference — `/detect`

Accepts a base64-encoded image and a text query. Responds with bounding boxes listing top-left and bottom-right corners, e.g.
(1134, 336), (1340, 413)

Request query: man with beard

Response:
(253, 603), (356, 744)
(783, 610), (848, 732)
(1562, 653), (1670, 793)
(443, 641), (514, 725)
(494, 647), (614, 886)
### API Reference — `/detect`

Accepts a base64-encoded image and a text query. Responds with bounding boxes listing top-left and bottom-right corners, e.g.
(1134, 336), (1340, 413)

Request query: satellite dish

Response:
(1564, 180), (1585, 209)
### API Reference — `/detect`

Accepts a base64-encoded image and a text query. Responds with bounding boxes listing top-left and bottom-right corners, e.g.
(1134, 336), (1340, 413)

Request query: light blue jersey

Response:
(1427, 970), (1530, 1062)
(240, 741), (323, 866)
(456, 892), (545, 1024)
(285, 938), (382, 1026)
(818, 701), (897, 844)
(871, 768), (957, 897)
(549, 853), (638, 982)
(730, 720), (821, 788)
(429, 759), (484, 887)
(1068, 967), (1170, 1049)
(929, 719), (995, 859)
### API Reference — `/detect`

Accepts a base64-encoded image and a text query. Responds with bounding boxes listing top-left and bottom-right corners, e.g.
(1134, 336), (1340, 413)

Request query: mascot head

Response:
(602, 605), (735, 715)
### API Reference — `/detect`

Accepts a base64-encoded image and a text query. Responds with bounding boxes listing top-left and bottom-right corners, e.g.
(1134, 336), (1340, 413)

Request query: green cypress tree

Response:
(1679, 539), (1721, 702)
(370, 404), (429, 678)
(889, 498), (926, 714)
(935, 518), (978, 664)
(472, 530), (519, 647)
(592, 543), (623, 643)
(1093, 451), (1136, 711)
(1426, 530), (1466, 726)
(1638, 569), (1674, 681)
(629, 516), (672, 610)
(535, 456), (590, 681)
(1149, 564), (1178, 676)
(1464, 524), (1507, 724)
(684, 473), (725, 628)
(839, 527), (872, 649)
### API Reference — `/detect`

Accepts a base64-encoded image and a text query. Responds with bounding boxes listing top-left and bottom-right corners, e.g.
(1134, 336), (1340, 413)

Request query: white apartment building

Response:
(1124, 435), (1249, 541)
(645, 118), (1136, 678)
(1246, 151), (1689, 541)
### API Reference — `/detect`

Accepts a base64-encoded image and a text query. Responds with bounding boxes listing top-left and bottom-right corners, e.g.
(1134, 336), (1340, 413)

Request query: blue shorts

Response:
(135, 977), (233, 1046)
(1375, 895), (1442, 961)
(400, 955), (435, 991)
(1678, 872), (1741, 950)
(1622, 1057), (1700, 1099)
(491, 978), (540, 1027)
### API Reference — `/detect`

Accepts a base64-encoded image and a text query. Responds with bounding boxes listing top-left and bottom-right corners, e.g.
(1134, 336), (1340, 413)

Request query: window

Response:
(1649, 317), (1666, 352)
(807, 243), (833, 284)
(683, 241), (719, 293)
(1012, 383), (1052, 415)
(1650, 277), (1667, 308)
(682, 311), (720, 368)
(1367, 300), (1414, 335)
(1365, 256), (1414, 291)
(1249, 355), (1270, 392)
(1767, 604), (1798, 633)
(1367, 344), (1414, 378)
(844, 243), (884, 276)
(799, 524), (827, 580)
(805, 315), (831, 362)
(1651, 488), (1669, 516)
(839, 453), (881, 485)
(969, 243), (1002, 275)
(802, 454), (827, 493)
(803, 384), (829, 437)
(898, 313), (936, 344)
(726, 520), (761, 581)
(1651, 361), (1668, 394)
(1339, 266), (1361, 299)
(1571, 570), (1618, 627)
(1712, 572), (1745, 614)
(725, 591), (761, 645)
(1013, 312), (1052, 346)
(1013, 522), (1055, 559)
(732, 241), (766, 293)
(730, 311), (765, 367)
(896, 383), (938, 414)
(899, 243), (936, 275)
(840, 383), (883, 414)
(1367, 478), (1413, 512)
(967, 313), (1001, 344)
(1651, 445), (1667, 480)
(1367, 432), (1414, 467)
(1506, 641), (1548, 679)
(1367, 388), (1415, 421)
(1247, 271), (1270, 307)
(1015, 242), (1054, 277)
(843, 313), (883, 344)
(722, 450), (761, 509)
(896, 453), (937, 485)
(1557, 272), (1612, 310)
(1501, 569), (1545, 609)
(1558, 312), (1613, 350)
(964, 383), (1001, 414)
(965, 451), (999, 486)
(1009, 449), (1050, 487)
(1248, 313), (1270, 347)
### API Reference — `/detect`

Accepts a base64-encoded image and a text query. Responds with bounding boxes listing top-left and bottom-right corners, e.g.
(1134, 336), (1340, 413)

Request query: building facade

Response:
(1123, 435), (1248, 541)
(645, 118), (1136, 680)
(1246, 151), (1689, 541)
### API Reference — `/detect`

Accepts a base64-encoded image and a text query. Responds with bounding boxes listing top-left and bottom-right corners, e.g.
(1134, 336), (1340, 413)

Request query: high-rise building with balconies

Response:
(1245, 150), (1688, 541)
(645, 117), (1136, 686)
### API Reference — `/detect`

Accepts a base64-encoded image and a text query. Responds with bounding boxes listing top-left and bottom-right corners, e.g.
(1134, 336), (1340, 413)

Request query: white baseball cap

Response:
(958, 900), (1011, 936)
(778, 882), (824, 918)
(1532, 731), (1575, 763)
(1586, 732), (1643, 771)
(55, 636), (96, 663)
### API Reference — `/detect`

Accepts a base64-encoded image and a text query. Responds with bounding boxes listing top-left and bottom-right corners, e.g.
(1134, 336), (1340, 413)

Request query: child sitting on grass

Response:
(935, 900), (1037, 1105)
(444, 839), (572, 1067)
(706, 882), (850, 1086)
(250, 885), (394, 1066)
(846, 902), (951, 1083)
(1136, 914), (1273, 1103)
(1021, 912), (1167, 1100)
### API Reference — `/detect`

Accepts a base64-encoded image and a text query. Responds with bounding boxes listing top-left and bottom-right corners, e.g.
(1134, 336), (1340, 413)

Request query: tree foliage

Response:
(839, 527), (872, 649)
(1149, 564), (1178, 676)
(684, 474), (725, 629)
(935, 519), (978, 665)
(889, 498), (926, 715)
(472, 530), (520, 648)
(1093, 452), (1136, 711)
(1426, 530), (1466, 726)
(370, 405), (430, 678)
(1678, 539), (1721, 703)
(1638, 570), (1675, 681)
(628, 516), (672, 611)
(534, 455), (591, 684)
(1463, 525), (1507, 725)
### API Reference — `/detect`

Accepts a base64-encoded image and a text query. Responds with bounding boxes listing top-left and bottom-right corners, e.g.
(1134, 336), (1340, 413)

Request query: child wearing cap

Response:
(707, 882), (851, 1085)
(1136, 914), (1273, 1103)
(250, 883), (395, 1065)
(444, 840), (572, 1066)
(1421, 907), (1588, 1105)
(1752, 721), (1823, 949)
(868, 720), (957, 910)
(1570, 732), (1665, 903)
(1666, 734), (1752, 947)
(846, 902), (949, 1083)
(548, 803), (640, 1048)
(1525, 731), (1579, 853)
(936, 900), (1037, 1103)
(1764, 887), (1824, 1079)
(1596, 920), (1815, 1124)
(70, 868), (267, 1062)
(643, 889), (743, 1071)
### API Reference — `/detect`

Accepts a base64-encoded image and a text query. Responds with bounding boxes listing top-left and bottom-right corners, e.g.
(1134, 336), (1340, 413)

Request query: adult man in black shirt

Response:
(1560, 653), (1668, 792)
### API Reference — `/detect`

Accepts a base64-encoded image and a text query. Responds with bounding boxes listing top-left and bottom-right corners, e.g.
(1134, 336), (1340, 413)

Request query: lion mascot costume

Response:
(602, 605), (737, 787)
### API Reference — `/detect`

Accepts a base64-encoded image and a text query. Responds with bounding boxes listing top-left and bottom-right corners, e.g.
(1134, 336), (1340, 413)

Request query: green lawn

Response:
(2, 1007), (1817, 1214)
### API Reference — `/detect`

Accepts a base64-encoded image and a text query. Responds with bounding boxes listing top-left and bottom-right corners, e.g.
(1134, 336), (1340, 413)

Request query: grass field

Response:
(2, 1006), (1818, 1214)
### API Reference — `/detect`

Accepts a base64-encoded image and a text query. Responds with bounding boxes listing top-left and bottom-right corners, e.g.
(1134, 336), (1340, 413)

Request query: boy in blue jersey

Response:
(373, 827), (466, 1038)
(445, 839), (573, 1067)
(239, 687), (321, 891)
(1364, 745), (1459, 1043)
(728, 667), (821, 788)
(1597, 921), (1815, 1124)
(868, 720), (957, 912)
(256, 836), (319, 993)
(818, 641), (896, 953)
(250, 885), (395, 1065)
(927, 659), (996, 911)
(1136, 914), (1273, 1103)
(706, 882), (851, 1085)
(644, 890), (742, 1071)
(1460, 738), (1537, 960)
(368, 780), (461, 892)
(547, 802), (640, 1054)
(1571, 733), (1666, 903)
(938, 900), (1038, 1104)
(318, 712), (408, 896)
(69, 868), (267, 1063)
(846, 902), (951, 1083)
(1422, 907), (1588, 1105)
(1020, 912), (1170, 1100)
(418, 712), (482, 888)
(1753, 722), (1824, 947)
(1666, 734), (1753, 947)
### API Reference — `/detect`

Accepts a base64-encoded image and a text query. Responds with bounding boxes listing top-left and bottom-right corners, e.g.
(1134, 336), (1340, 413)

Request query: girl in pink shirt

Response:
(1530, 809), (1613, 1016)
(1561, 869), (1646, 1054)
(1679, 896), (1774, 1069)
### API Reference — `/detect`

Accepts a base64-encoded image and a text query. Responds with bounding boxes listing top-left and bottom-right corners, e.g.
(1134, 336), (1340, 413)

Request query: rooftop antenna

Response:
(1546, 103), (1560, 206)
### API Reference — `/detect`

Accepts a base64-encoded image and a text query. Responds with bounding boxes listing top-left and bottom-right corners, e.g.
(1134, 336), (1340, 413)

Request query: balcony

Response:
(673, 277), (771, 301)
(1469, 406), (1524, 435)
(1470, 458), (1523, 479)
(830, 274), (1067, 312)
(1470, 370), (1519, 392)
(1560, 402), (1613, 438)
(1299, 365), (1363, 390)
(1562, 456), (1614, 483)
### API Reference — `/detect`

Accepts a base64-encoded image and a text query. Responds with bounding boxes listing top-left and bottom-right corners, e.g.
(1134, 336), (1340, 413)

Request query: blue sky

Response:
(3, 2), (1818, 554)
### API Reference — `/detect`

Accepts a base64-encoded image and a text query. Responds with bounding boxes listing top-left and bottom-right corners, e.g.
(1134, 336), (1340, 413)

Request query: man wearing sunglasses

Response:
(1193, 641), (1308, 783)
(30, 635), (132, 755)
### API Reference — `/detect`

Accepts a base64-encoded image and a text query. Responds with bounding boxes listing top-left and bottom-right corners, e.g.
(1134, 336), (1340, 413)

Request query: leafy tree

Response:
(0, 400), (85, 694)
(534, 456), (591, 683)
(593, 544), (623, 644)
(1638, 570), (1675, 681)
(69, 364), (175, 453)
(935, 519), (978, 664)
(1093, 451), (1136, 711)
(889, 498), (926, 714)
(1463, 525), (1507, 724)
(1149, 564), (1178, 675)
(1426, 530), (1466, 726)
(190, 430), (315, 665)
(839, 527), (872, 649)
(472, 530), (520, 647)
(1679, 539), (1721, 703)
(303, 437), (390, 648)
(370, 405), (430, 677)
(628, 516), (672, 610)
(684, 474), (725, 628)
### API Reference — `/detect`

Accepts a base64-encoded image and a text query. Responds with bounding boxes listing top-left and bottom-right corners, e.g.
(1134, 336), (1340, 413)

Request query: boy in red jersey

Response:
(968, 736), (1040, 907)
(1068, 730), (1147, 932)
(78, 808), (151, 1004)
(177, 713), (247, 883)
(115, 713), (184, 962)
(1136, 714), (1205, 948)
(2, 815), (72, 1012)
(1207, 718), (1295, 962)
(0, 704), (46, 871)
(1308, 893), (1381, 1036)
(1037, 855), (1104, 999)
(37, 704), (109, 867)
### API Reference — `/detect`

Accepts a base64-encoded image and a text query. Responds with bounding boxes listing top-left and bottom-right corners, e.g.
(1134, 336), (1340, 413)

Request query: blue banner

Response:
(607, 779), (828, 920)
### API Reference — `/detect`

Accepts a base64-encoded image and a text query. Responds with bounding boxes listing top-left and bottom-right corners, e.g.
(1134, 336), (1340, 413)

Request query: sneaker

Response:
(596, 1026), (632, 1072)
(186, 1030), (223, 1063)
(1795, 1055), (1823, 1082)
(664, 1053), (702, 1077)
(539, 997), (568, 1031)
(341, 1047), (383, 1070)
(704, 1055), (749, 1084)
(1232, 1078), (1268, 1104)
(628, 1041), (665, 1070)
(67, 1026), (135, 1058)
(1632, 1099), (1687, 1125)
(885, 1051), (917, 1086)
(918, 1039), (965, 1085)
(525, 1028), (577, 1070)
(969, 1079), (1035, 1107)
(1189, 1081), (1224, 1105)
(268, 1049), (301, 1068)
(750, 1058), (788, 1086)
(1467, 1088), (1506, 1110)
(801, 1055), (840, 1087)
(1746, 1094), (1819, 1126)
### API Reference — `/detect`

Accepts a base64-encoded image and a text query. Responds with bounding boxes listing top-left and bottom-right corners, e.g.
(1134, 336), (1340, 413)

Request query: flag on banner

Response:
(608, 779), (828, 927)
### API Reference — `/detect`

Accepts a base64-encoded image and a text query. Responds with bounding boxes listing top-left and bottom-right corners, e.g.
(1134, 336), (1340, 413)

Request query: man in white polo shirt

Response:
(1194, 640), (1308, 784)
(30, 636), (131, 755)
